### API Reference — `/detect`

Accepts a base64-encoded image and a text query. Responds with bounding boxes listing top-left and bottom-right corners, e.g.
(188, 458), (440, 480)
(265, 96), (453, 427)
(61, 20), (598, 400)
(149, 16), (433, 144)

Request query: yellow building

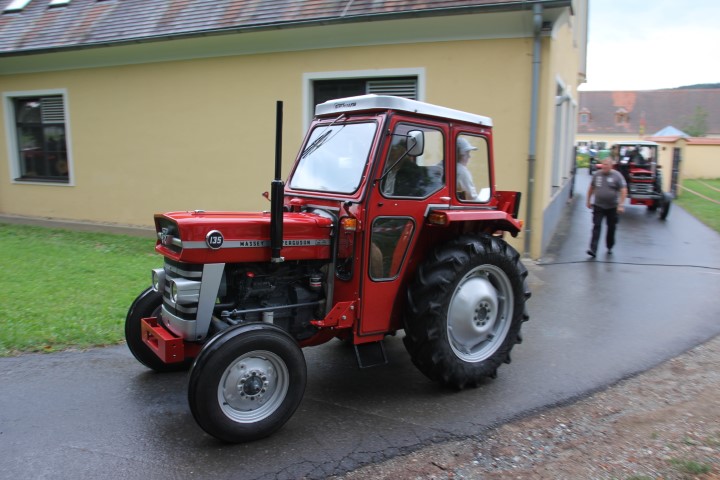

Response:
(646, 137), (720, 193)
(0, 0), (588, 259)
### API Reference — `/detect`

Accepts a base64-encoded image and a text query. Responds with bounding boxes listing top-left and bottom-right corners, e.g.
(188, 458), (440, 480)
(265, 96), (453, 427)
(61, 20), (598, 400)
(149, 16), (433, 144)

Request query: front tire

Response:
(659, 193), (672, 220)
(403, 235), (530, 389)
(188, 323), (307, 443)
(125, 287), (192, 372)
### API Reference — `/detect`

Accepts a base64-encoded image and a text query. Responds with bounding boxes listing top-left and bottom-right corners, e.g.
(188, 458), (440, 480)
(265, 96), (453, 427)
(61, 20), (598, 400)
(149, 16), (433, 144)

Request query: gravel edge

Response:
(334, 335), (720, 480)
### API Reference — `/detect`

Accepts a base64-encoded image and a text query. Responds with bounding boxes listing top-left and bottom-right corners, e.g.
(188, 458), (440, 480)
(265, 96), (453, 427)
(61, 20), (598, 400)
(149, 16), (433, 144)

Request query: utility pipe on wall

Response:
(524, 3), (543, 256)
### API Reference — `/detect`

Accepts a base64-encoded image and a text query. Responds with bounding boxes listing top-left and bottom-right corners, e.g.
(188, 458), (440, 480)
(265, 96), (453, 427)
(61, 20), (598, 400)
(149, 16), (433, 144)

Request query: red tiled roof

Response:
(578, 89), (720, 137)
(0, 0), (567, 55)
(644, 136), (686, 143)
(686, 137), (720, 145)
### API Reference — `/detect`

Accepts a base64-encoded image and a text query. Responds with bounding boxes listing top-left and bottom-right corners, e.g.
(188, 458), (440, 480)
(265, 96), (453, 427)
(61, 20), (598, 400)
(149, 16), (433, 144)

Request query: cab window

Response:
(380, 124), (445, 198)
(455, 134), (491, 202)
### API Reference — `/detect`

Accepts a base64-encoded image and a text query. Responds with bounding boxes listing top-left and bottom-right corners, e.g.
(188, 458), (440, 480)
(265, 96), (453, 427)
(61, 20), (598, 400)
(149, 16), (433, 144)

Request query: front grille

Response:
(162, 259), (202, 320)
(630, 183), (654, 194)
(155, 218), (182, 254)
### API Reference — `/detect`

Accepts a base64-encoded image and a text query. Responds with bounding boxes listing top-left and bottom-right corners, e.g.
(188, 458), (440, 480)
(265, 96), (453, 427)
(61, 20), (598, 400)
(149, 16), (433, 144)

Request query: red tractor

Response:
(125, 95), (530, 443)
(614, 141), (672, 219)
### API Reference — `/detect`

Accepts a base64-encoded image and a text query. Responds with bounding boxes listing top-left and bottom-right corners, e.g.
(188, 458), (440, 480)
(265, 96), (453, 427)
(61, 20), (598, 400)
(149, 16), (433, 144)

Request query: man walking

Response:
(586, 158), (628, 257)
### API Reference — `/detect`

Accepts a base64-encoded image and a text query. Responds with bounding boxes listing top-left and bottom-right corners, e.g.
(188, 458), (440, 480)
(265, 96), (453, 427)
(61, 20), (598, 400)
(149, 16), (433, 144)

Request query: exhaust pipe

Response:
(270, 100), (285, 263)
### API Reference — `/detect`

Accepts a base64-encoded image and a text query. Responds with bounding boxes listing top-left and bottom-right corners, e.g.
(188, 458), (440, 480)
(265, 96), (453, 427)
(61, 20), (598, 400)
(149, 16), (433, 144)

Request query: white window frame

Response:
(551, 78), (575, 198)
(302, 68), (426, 132)
(3, 88), (75, 186)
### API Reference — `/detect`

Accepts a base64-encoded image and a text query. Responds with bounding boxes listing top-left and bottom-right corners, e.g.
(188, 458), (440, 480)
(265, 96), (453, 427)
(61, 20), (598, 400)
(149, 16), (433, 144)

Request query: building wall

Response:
(653, 140), (679, 192)
(1, 38), (536, 251)
(683, 144), (720, 180)
(1, 0), (589, 261)
(536, 14), (585, 254)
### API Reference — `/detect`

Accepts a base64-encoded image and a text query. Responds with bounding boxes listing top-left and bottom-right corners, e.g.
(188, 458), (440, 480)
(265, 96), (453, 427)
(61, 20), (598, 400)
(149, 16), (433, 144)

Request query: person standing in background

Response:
(586, 158), (627, 257)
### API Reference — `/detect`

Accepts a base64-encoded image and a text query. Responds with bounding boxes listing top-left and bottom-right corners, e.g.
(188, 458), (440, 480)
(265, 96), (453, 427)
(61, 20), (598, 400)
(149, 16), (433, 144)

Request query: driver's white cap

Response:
(457, 137), (477, 154)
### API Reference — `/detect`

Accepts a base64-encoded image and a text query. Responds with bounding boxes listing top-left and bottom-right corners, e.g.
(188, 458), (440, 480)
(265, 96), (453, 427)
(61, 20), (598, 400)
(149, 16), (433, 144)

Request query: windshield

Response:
(618, 144), (658, 165)
(290, 122), (376, 194)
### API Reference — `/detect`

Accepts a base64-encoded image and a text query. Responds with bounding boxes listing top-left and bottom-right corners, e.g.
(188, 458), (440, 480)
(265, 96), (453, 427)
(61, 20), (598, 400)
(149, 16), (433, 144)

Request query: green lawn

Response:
(675, 178), (720, 233)
(0, 223), (159, 356)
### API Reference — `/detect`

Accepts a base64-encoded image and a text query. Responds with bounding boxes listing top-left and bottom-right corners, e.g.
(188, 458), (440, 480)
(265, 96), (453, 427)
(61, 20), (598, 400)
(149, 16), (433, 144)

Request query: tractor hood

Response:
(154, 210), (333, 264)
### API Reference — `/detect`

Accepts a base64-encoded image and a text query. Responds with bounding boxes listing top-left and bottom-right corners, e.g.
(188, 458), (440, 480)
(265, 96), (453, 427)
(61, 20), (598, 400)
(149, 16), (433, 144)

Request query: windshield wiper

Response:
(300, 130), (333, 159)
(299, 114), (345, 159)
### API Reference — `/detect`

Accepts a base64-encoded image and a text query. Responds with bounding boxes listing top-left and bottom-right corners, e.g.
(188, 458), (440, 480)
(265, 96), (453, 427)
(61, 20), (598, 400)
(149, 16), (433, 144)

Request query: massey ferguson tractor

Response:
(614, 140), (672, 219)
(125, 95), (530, 443)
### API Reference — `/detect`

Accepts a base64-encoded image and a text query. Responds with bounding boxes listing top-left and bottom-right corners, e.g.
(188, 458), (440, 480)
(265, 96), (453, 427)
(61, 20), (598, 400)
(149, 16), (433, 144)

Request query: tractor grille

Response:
(629, 183), (654, 195)
(162, 259), (202, 321)
(629, 172), (654, 181)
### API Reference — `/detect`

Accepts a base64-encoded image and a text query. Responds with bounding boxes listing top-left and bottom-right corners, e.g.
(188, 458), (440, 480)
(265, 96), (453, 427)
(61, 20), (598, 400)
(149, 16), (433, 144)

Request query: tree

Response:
(681, 106), (708, 137)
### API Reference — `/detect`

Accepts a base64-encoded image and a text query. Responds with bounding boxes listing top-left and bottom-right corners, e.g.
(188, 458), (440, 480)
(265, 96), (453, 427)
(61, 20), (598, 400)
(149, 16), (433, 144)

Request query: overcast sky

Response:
(580, 0), (720, 91)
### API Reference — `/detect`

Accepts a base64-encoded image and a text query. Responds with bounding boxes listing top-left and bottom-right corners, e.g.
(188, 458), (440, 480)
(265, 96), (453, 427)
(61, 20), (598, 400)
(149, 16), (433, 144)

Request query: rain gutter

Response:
(523, 2), (543, 257)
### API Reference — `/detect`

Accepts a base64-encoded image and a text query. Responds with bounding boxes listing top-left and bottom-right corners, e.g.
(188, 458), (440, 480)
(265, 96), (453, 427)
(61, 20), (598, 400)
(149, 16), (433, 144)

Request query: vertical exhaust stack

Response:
(270, 101), (285, 263)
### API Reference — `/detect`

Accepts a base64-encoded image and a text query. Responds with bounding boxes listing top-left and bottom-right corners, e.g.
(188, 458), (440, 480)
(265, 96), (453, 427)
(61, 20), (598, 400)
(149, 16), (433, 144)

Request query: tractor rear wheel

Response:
(125, 287), (193, 372)
(188, 323), (306, 443)
(403, 235), (530, 389)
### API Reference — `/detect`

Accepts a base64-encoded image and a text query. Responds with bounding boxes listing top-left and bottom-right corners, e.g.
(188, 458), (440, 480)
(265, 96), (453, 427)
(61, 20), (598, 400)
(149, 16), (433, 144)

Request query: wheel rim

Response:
(447, 264), (514, 362)
(218, 350), (289, 423)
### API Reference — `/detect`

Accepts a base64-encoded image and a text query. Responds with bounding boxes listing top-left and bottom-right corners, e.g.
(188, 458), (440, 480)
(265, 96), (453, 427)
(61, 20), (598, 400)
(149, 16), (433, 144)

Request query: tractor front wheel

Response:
(188, 323), (306, 443)
(659, 193), (672, 220)
(403, 235), (530, 389)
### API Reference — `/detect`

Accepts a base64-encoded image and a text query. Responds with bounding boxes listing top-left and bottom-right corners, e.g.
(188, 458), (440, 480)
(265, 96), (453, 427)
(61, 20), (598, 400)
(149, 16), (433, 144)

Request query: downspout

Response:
(524, 3), (543, 257)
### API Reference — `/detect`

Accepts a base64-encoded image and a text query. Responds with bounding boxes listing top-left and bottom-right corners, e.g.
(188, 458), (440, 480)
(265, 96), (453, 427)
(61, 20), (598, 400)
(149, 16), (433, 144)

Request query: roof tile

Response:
(0, 0), (555, 54)
(578, 89), (720, 137)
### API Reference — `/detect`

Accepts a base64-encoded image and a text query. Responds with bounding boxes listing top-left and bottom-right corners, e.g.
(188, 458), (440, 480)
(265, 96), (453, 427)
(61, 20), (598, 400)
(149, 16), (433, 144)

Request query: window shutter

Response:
(41, 97), (65, 124)
(366, 78), (417, 100)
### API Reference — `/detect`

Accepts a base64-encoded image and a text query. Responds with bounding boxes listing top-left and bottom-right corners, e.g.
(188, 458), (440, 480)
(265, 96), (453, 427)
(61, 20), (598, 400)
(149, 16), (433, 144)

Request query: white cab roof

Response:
(315, 94), (493, 127)
(614, 140), (660, 146)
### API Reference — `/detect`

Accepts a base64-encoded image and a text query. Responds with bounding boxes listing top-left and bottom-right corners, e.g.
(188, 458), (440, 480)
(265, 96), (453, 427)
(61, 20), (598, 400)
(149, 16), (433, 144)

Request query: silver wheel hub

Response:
(447, 265), (513, 363)
(238, 370), (268, 400)
(218, 351), (289, 423)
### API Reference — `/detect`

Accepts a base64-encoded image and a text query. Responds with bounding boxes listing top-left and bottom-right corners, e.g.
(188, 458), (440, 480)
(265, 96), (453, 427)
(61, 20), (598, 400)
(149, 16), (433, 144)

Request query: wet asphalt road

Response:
(2, 171), (720, 480)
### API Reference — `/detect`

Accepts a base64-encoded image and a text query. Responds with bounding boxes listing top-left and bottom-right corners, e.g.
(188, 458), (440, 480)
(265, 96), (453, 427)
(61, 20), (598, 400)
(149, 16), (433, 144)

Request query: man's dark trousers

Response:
(590, 205), (618, 252)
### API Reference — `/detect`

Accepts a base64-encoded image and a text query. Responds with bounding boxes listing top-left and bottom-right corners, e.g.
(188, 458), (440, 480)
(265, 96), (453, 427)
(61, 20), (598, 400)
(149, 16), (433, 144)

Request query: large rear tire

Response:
(188, 323), (306, 443)
(125, 287), (193, 372)
(403, 235), (530, 389)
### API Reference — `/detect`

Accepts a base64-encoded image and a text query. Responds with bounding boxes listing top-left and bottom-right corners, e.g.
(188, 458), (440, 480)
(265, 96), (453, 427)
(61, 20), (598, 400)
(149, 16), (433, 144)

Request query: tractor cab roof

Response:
(614, 140), (660, 147)
(314, 94), (493, 127)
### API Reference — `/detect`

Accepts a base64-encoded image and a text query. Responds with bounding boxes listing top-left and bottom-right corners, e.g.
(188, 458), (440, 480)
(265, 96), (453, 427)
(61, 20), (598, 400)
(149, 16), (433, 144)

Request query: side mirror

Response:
(407, 130), (425, 156)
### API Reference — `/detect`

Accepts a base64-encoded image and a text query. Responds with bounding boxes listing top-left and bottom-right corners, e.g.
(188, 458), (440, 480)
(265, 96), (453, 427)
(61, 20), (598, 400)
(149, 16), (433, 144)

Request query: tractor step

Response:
(353, 341), (388, 368)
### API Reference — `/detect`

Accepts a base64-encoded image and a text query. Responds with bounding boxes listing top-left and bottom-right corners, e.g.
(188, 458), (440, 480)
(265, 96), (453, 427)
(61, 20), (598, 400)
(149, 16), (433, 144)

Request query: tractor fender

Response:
(428, 209), (523, 236)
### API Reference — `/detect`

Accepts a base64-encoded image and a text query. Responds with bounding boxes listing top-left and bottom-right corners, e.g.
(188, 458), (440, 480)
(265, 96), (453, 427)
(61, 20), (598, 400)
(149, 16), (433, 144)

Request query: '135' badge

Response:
(206, 230), (224, 249)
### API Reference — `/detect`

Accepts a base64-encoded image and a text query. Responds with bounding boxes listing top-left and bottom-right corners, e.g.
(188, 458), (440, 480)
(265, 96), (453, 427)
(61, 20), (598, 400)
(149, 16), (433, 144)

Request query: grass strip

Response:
(0, 223), (159, 356)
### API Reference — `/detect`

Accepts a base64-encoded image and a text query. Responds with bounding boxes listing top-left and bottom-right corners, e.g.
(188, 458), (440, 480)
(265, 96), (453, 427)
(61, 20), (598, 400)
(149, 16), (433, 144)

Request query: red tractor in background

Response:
(614, 140), (672, 219)
(125, 95), (530, 443)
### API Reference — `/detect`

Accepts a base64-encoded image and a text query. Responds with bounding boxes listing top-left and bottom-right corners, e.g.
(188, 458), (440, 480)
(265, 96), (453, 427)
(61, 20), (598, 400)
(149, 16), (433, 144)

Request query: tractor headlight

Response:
(151, 268), (166, 293)
(168, 278), (200, 305)
(170, 281), (178, 303)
